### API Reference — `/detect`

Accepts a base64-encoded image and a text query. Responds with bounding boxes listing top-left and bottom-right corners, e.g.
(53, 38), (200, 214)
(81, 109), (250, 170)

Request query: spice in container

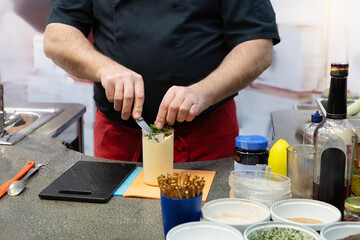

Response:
(234, 135), (269, 171)
(247, 227), (317, 240)
(344, 196), (360, 221)
(286, 217), (323, 224)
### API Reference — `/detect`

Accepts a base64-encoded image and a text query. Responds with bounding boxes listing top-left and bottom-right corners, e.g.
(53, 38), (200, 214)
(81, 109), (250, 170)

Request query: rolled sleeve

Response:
(47, 0), (94, 37)
(221, 0), (280, 49)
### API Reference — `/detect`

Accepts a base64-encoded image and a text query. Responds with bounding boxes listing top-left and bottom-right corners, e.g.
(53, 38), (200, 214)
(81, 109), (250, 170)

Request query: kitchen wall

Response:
(0, 0), (359, 154)
(0, 0), (95, 156)
(235, 0), (360, 138)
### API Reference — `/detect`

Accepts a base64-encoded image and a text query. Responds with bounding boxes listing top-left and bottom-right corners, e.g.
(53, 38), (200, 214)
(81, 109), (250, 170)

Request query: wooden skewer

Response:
(158, 172), (205, 199)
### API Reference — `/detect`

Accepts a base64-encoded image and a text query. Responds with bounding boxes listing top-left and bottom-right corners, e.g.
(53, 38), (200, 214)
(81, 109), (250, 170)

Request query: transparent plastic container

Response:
(229, 170), (292, 208)
(230, 189), (292, 208)
(229, 170), (291, 191)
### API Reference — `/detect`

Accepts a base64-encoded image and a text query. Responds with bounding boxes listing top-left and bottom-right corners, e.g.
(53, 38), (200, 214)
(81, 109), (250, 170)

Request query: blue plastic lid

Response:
(311, 111), (323, 123)
(235, 135), (269, 150)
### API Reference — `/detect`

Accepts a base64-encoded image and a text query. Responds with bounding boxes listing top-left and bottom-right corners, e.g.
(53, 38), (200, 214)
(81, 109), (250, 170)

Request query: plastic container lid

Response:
(345, 196), (360, 213)
(311, 111), (323, 123)
(235, 135), (269, 150)
(229, 170), (291, 189)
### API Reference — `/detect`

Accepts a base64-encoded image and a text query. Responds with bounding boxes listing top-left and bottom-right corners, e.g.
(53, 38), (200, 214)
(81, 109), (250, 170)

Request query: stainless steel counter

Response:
(2, 101), (85, 138)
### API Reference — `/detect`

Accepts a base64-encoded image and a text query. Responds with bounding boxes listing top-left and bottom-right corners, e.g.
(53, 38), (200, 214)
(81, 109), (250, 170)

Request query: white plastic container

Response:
(201, 198), (270, 233)
(320, 222), (360, 240)
(270, 199), (341, 231)
(166, 222), (243, 240)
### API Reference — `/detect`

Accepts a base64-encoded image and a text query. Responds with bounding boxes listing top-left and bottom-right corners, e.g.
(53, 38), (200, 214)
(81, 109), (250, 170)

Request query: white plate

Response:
(270, 199), (341, 231)
(166, 222), (243, 240)
(244, 221), (320, 240)
(201, 198), (270, 233)
(320, 222), (360, 240)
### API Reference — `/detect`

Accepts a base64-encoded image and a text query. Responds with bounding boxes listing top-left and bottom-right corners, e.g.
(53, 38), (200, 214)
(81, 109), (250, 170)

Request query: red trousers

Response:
(94, 99), (239, 162)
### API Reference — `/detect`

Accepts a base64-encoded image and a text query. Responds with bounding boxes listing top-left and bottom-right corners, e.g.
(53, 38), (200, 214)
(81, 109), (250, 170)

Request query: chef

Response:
(44, 0), (280, 162)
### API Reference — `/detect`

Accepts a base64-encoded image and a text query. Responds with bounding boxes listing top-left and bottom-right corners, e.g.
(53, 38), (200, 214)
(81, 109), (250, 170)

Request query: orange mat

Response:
(123, 169), (216, 202)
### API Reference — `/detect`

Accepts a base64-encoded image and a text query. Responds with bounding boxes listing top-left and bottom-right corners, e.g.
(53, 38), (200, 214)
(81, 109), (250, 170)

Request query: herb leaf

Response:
(149, 124), (171, 134)
(144, 124), (172, 142)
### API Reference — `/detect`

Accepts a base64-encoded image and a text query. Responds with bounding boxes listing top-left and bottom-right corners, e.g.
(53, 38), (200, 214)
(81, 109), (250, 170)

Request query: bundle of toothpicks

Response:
(158, 172), (205, 199)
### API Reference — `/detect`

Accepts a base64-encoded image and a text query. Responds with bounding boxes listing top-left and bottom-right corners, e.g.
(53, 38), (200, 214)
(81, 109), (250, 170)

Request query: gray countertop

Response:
(0, 101), (234, 240)
(0, 105), (327, 240)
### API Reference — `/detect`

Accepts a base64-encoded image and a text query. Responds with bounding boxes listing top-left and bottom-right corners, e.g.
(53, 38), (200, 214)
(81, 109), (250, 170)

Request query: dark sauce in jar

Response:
(234, 135), (269, 170)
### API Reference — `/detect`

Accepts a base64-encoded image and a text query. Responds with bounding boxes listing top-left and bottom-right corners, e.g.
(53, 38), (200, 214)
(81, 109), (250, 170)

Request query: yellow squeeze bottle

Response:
(268, 139), (289, 176)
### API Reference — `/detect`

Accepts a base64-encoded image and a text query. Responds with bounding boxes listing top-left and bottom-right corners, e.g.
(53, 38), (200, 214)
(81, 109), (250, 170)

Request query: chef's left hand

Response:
(155, 85), (210, 129)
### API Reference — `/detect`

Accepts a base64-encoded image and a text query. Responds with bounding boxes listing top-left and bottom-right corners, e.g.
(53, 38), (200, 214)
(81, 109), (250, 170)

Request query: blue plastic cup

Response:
(160, 193), (203, 237)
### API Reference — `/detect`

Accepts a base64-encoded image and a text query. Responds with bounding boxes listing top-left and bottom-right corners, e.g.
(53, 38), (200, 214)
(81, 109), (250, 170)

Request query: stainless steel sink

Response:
(0, 107), (63, 145)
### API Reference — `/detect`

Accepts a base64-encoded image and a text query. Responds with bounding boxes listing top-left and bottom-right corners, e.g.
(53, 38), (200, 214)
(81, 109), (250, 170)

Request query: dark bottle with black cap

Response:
(313, 63), (358, 214)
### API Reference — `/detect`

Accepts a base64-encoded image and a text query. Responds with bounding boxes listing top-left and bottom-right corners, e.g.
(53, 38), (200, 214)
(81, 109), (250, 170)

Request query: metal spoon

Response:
(7, 163), (44, 196)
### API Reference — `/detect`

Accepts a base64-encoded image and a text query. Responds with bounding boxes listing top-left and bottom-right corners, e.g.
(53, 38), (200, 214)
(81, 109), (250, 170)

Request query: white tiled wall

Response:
(27, 35), (95, 156)
(236, 0), (360, 137)
(270, 0), (360, 95)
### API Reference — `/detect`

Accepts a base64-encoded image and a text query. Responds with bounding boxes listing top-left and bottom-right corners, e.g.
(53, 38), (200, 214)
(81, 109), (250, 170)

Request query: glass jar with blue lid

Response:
(234, 135), (269, 170)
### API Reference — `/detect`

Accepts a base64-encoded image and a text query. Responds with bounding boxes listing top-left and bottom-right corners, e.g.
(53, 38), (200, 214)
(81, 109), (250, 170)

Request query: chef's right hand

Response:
(99, 64), (145, 121)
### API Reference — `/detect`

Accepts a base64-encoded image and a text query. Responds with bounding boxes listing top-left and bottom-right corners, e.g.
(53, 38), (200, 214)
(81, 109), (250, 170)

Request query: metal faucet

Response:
(0, 83), (24, 137)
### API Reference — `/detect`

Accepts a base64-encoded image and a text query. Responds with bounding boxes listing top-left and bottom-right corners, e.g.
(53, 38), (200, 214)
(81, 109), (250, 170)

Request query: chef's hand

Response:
(99, 65), (145, 120)
(155, 85), (211, 129)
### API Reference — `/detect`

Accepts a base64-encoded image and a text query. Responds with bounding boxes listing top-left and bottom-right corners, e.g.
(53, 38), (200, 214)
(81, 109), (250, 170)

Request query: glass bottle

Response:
(313, 63), (358, 213)
(303, 111), (323, 144)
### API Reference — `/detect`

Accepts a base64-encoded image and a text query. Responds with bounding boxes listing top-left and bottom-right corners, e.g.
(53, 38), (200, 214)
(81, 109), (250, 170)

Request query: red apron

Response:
(94, 99), (239, 162)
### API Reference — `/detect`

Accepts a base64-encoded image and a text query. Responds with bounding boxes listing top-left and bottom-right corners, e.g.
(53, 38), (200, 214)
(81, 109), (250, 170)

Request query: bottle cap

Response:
(268, 139), (289, 176)
(345, 196), (360, 213)
(331, 63), (349, 77)
(235, 135), (268, 150)
(327, 63), (348, 119)
(311, 111), (323, 123)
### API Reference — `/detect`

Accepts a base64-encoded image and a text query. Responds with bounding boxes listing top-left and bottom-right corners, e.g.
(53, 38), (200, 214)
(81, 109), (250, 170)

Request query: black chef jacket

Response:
(48, 0), (280, 129)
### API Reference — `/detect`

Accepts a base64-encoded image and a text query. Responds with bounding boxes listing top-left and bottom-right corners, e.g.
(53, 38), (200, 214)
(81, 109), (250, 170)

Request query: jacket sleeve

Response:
(220, 0), (280, 50)
(47, 0), (93, 37)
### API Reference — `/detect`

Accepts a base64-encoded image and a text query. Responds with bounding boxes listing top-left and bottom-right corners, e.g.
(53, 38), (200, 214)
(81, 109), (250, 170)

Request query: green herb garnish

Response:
(248, 227), (316, 240)
(144, 124), (172, 141)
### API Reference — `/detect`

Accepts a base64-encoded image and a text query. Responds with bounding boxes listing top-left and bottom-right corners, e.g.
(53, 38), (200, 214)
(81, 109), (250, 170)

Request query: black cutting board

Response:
(39, 161), (136, 203)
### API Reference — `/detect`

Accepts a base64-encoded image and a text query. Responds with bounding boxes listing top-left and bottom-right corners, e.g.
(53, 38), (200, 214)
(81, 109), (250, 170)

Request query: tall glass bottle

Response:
(313, 63), (357, 213)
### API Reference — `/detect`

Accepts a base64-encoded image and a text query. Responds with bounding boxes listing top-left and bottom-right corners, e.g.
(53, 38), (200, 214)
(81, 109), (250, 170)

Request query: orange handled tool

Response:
(0, 161), (35, 198)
